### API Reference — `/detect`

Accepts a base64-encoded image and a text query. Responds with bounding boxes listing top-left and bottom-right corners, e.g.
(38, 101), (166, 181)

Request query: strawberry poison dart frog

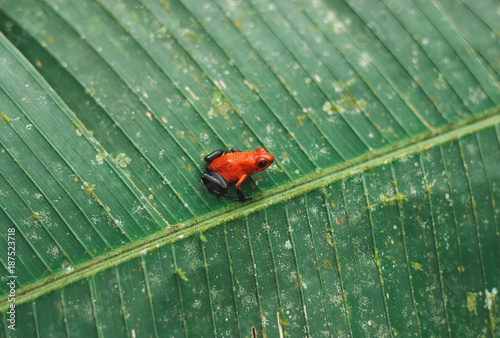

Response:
(202, 148), (274, 202)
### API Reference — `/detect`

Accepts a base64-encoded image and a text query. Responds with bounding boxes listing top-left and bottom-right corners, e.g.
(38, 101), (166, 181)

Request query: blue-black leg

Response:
(230, 148), (241, 153)
(233, 188), (253, 202)
(204, 149), (227, 163)
(202, 171), (231, 203)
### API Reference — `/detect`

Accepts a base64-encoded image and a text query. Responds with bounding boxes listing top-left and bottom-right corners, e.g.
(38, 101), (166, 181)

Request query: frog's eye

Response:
(258, 161), (268, 168)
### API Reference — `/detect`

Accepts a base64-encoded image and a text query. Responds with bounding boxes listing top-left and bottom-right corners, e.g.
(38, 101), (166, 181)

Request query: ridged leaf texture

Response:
(0, 0), (499, 336)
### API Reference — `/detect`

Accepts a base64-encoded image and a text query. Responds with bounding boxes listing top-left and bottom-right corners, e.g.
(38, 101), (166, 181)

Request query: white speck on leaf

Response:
(115, 153), (131, 168)
(96, 153), (105, 165)
(485, 288), (497, 310)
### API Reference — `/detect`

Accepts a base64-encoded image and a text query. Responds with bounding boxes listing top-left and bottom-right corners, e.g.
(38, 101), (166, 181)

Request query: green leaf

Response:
(0, 112), (12, 126)
(0, 0), (499, 336)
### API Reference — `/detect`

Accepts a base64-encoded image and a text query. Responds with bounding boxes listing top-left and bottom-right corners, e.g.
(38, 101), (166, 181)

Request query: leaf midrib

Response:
(1, 106), (499, 312)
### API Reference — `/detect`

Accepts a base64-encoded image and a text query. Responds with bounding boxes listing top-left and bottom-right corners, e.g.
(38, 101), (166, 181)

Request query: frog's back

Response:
(207, 152), (255, 183)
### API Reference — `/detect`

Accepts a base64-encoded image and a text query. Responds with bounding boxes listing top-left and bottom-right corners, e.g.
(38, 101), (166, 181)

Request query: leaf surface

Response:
(0, 0), (499, 336)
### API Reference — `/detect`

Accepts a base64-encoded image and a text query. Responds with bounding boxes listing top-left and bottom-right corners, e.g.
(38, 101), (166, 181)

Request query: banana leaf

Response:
(0, 0), (499, 336)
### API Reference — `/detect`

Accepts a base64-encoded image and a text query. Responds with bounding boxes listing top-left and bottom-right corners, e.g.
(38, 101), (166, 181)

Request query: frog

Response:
(201, 147), (274, 202)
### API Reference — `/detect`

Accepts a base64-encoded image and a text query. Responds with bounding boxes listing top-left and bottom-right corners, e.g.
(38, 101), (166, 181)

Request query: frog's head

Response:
(253, 148), (274, 173)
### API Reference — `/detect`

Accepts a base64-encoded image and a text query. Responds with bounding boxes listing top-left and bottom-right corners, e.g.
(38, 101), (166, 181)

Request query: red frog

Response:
(202, 148), (274, 202)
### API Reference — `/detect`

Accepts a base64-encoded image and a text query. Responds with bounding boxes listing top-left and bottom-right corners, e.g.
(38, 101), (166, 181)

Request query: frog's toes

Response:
(234, 188), (253, 202)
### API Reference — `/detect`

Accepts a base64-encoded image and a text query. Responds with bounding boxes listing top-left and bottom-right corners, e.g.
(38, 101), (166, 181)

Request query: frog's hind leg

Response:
(204, 149), (227, 163)
(202, 171), (231, 203)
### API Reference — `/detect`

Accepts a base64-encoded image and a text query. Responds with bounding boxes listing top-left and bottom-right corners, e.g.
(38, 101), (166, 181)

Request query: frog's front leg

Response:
(233, 174), (253, 202)
(204, 149), (227, 163)
(201, 171), (230, 203)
